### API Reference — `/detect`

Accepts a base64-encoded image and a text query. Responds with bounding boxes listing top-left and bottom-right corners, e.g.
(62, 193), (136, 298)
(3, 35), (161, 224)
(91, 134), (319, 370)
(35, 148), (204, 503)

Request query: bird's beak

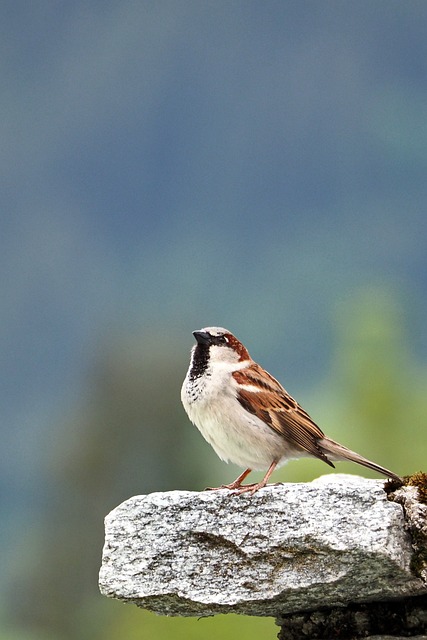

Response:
(193, 330), (211, 345)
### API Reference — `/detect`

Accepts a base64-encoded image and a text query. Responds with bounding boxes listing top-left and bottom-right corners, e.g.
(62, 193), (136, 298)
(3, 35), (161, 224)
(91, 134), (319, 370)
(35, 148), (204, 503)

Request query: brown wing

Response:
(233, 364), (334, 467)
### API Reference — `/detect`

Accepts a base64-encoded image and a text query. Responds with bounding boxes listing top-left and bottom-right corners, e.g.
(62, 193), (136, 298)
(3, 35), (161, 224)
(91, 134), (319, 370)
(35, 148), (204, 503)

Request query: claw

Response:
(232, 481), (268, 496)
(204, 461), (280, 496)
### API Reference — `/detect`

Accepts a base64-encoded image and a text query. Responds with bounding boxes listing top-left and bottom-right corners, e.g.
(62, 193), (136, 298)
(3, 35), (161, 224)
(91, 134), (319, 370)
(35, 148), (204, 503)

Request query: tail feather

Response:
(319, 437), (401, 482)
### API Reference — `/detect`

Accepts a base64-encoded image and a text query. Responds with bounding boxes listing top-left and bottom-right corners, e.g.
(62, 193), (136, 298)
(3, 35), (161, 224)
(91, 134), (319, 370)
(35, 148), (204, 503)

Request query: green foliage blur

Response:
(4, 289), (426, 640)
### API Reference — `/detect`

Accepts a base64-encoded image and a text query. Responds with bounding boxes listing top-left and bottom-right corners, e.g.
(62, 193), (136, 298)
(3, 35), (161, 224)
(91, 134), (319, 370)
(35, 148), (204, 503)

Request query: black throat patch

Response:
(189, 344), (210, 381)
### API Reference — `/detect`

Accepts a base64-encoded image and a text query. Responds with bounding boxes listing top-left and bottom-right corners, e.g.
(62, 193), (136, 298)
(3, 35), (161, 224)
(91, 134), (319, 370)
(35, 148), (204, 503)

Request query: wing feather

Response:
(233, 364), (334, 467)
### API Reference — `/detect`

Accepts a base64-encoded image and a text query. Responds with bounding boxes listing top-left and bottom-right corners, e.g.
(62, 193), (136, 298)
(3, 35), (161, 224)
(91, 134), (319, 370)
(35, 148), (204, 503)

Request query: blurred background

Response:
(1, 1), (427, 638)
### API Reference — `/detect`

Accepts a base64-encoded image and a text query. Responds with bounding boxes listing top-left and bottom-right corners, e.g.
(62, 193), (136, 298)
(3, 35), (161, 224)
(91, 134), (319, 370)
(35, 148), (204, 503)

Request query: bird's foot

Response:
(231, 461), (281, 495)
(205, 481), (282, 495)
(232, 482), (265, 495)
(205, 480), (250, 491)
(205, 468), (253, 491)
(231, 481), (282, 496)
(205, 463), (281, 496)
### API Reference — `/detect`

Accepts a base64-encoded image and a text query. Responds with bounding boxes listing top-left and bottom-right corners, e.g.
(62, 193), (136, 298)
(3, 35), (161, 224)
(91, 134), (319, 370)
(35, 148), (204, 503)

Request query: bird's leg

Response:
(233, 461), (279, 496)
(206, 468), (252, 491)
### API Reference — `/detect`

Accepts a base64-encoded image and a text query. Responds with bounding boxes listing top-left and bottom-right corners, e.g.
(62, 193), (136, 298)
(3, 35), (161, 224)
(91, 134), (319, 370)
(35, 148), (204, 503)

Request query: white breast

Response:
(181, 361), (290, 471)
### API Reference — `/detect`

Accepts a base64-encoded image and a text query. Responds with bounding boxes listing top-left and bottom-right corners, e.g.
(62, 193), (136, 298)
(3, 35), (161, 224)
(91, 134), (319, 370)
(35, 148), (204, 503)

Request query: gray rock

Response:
(99, 474), (426, 618)
(276, 592), (427, 639)
(391, 483), (427, 584)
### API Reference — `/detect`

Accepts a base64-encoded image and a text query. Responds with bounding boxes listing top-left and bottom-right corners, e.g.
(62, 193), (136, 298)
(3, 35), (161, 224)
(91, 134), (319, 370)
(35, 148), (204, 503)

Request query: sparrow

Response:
(181, 327), (401, 495)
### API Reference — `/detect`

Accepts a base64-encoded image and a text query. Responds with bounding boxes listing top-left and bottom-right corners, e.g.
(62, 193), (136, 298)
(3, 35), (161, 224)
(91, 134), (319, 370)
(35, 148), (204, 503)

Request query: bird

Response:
(181, 326), (401, 495)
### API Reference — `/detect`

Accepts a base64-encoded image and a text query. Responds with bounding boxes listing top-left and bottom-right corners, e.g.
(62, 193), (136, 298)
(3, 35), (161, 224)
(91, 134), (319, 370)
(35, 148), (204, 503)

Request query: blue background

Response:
(1, 2), (427, 638)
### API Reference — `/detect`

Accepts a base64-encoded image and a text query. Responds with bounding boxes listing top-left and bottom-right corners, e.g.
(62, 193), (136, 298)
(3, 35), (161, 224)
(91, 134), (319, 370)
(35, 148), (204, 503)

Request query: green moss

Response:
(405, 471), (427, 504)
(384, 470), (427, 503)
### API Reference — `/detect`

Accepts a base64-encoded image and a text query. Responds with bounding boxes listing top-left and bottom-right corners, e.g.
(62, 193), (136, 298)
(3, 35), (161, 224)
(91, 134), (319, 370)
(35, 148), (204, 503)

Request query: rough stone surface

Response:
(390, 483), (427, 584)
(99, 474), (426, 618)
(276, 593), (427, 639)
